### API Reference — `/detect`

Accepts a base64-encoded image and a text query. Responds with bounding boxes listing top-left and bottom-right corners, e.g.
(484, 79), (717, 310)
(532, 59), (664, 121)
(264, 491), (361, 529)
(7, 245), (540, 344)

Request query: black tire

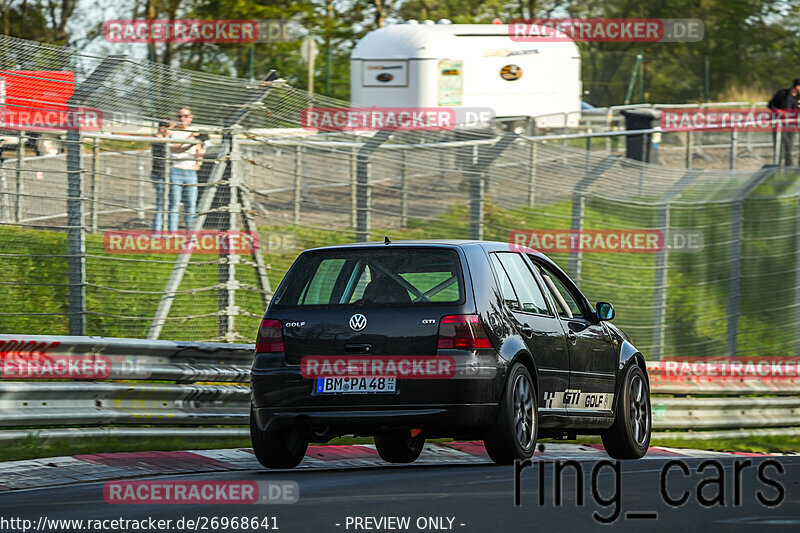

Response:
(601, 363), (651, 459)
(484, 363), (537, 465)
(374, 433), (425, 464)
(249, 408), (308, 469)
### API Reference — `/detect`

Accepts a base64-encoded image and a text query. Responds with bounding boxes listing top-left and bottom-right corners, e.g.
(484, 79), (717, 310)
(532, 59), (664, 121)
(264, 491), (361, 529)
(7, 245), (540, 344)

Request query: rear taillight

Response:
(256, 319), (284, 353)
(437, 315), (493, 350)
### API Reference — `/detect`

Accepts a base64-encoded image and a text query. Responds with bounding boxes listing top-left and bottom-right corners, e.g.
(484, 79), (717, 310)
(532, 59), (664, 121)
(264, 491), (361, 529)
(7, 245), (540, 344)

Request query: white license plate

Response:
(315, 377), (397, 394)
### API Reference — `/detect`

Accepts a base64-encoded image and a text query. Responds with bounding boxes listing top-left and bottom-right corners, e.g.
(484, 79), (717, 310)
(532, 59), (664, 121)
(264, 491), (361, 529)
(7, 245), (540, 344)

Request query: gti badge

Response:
(349, 313), (367, 331)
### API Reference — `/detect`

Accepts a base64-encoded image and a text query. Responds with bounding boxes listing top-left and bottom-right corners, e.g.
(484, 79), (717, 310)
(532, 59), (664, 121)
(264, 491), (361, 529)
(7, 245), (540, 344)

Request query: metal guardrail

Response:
(0, 334), (252, 381)
(646, 361), (800, 395)
(1, 335), (798, 442)
(652, 397), (800, 429)
(0, 382), (249, 426)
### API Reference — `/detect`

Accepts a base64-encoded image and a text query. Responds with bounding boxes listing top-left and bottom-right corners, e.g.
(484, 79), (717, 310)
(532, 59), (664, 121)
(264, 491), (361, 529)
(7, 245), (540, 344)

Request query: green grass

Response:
(3, 434), (252, 462)
(557, 434), (799, 454)
(648, 435), (800, 454)
(3, 433), (796, 462)
(2, 166), (799, 356)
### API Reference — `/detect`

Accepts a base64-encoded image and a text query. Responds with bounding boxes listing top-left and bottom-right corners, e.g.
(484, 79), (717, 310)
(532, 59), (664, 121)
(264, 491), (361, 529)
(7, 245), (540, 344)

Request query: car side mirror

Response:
(596, 302), (615, 321)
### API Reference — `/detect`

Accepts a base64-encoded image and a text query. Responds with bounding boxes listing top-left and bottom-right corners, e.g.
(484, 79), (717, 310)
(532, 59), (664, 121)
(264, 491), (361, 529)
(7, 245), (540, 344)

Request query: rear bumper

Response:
(253, 404), (496, 434)
(251, 355), (503, 435)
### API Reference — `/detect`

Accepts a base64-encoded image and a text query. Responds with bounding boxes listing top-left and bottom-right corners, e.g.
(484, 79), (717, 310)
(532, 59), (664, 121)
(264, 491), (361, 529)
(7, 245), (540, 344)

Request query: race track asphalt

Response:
(2, 454), (799, 532)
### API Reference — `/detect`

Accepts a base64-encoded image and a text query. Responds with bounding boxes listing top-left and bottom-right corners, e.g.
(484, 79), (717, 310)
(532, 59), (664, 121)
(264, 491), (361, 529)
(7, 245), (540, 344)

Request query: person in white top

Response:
(167, 107), (204, 231)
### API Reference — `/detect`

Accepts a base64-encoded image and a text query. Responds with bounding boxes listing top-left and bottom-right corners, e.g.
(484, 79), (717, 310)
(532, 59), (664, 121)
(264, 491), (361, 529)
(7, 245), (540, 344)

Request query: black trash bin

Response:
(621, 109), (660, 162)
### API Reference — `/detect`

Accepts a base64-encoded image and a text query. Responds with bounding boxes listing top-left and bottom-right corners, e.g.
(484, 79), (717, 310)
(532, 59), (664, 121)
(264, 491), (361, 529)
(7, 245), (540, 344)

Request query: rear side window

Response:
(490, 254), (521, 311)
(493, 253), (550, 315)
(272, 248), (464, 308)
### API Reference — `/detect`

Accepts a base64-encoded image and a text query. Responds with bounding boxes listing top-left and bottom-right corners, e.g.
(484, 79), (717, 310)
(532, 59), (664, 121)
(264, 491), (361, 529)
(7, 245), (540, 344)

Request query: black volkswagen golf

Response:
(250, 240), (651, 468)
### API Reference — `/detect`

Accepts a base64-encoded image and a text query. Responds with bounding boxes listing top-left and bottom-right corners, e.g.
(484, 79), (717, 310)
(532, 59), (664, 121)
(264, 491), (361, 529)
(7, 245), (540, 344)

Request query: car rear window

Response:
(272, 248), (465, 308)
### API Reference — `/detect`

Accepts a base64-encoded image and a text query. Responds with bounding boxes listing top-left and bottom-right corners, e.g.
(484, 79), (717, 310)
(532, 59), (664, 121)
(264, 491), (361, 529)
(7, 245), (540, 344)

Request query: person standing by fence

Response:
(768, 79), (800, 166)
(168, 107), (203, 231)
(150, 119), (171, 231)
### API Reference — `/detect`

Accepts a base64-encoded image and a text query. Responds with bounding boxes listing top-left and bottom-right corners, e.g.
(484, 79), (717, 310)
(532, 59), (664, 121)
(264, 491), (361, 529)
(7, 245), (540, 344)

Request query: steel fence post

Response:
(468, 133), (516, 241)
(469, 144), (484, 240)
(356, 131), (390, 242)
(400, 149), (408, 228)
(162, 145), (170, 232)
(0, 163), (9, 223)
(218, 134), (242, 342)
(727, 199), (743, 357)
(137, 160), (144, 221)
(90, 137), (99, 232)
(293, 144), (302, 225)
(568, 155), (620, 283)
(350, 147), (357, 228)
(568, 194), (585, 282)
(652, 207), (670, 362)
(66, 129), (86, 335)
(65, 55), (127, 335)
(651, 170), (703, 361)
(685, 130), (693, 169)
(357, 159), (372, 242)
(726, 165), (775, 357)
(730, 129), (737, 171)
(15, 130), (24, 223)
(528, 140), (536, 208)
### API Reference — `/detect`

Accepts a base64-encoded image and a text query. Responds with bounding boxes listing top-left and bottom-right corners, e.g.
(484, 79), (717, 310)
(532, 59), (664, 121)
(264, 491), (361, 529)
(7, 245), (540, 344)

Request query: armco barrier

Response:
(0, 334), (252, 381)
(0, 335), (798, 442)
(646, 361), (800, 395)
(0, 382), (249, 426)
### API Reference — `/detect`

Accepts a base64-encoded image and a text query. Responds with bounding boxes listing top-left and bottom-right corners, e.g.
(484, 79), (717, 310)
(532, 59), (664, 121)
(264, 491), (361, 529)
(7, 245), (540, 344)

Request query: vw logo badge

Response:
(349, 313), (367, 331)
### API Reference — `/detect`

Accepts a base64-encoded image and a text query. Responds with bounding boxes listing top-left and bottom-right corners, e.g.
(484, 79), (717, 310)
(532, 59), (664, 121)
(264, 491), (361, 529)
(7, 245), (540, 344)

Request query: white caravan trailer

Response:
(350, 22), (581, 129)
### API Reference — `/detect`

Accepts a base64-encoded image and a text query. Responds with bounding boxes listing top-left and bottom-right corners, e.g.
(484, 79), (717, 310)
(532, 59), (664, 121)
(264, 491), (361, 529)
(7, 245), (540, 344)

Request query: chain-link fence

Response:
(530, 102), (782, 172)
(1, 34), (798, 361)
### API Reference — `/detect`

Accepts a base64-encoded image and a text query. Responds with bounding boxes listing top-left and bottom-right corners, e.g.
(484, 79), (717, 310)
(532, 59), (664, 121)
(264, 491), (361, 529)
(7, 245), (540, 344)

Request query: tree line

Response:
(2, 0), (799, 105)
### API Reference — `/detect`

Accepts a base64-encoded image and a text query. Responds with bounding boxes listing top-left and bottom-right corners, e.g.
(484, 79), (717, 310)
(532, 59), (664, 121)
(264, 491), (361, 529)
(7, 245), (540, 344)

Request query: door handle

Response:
(520, 324), (533, 338)
(567, 330), (577, 345)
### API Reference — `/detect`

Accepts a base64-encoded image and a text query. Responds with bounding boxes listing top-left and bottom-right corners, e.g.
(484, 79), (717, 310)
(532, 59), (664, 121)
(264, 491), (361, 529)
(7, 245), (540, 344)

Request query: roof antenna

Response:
(384, 236), (391, 245)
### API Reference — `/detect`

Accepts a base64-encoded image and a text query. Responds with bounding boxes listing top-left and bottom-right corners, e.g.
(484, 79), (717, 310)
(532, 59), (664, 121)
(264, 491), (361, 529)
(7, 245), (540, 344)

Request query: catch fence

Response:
(1, 34), (799, 362)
